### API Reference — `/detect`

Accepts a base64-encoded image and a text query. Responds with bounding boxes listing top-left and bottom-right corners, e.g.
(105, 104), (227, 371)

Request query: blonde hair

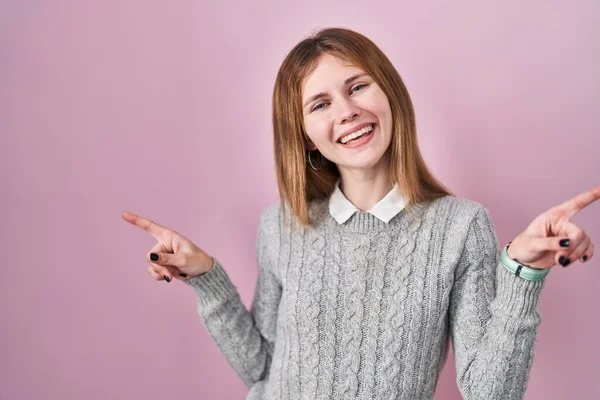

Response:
(272, 27), (453, 229)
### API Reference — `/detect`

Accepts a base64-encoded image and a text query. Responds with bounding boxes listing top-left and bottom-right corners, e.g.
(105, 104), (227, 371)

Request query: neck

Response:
(337, 155), (393, 211)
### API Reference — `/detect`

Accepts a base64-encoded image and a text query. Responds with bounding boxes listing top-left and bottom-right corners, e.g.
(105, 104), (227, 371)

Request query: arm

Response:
(184, 205), (282, 387)
(449, 207), (546, 400)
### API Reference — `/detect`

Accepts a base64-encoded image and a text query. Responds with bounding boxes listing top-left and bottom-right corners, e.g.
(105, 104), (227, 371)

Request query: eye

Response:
(351, 83), (368, 93)
(311, 102), (328, 112)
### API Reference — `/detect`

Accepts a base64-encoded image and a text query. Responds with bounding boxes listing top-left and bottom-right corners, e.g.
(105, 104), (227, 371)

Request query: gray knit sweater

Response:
(185, 195), (545, 399)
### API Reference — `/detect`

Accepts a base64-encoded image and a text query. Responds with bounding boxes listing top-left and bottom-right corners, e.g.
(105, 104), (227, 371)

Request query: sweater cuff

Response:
(495, 261), (546, 317)
(183, 257), (239, 306)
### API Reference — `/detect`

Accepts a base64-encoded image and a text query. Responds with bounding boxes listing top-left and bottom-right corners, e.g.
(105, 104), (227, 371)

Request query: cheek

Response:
(365, 88), (392, 119)
(374, 97), (392, 118)
(305, 118), (332, 144)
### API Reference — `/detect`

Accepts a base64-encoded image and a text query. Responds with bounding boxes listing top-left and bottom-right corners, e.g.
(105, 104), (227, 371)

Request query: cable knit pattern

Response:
(317, 226), (341, 398)
(185, 196), (546, 400)
(338, 233), (370, 398)
(359, 230), (390, 399)
(299, 230), (325, 399)
(403, 202), (442, 397)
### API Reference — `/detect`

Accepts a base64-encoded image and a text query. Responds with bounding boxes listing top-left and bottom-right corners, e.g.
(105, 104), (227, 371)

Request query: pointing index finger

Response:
(122, 211), (168, 241)
(556, 184), (600, 217)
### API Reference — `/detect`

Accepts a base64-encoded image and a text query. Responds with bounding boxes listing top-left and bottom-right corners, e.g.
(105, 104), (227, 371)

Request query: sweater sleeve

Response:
(183, 205), (282, 388)
(449, 207), (546, 400)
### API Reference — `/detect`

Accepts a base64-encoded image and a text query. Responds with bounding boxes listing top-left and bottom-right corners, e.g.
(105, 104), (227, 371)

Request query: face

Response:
(301, 54), (393, 175)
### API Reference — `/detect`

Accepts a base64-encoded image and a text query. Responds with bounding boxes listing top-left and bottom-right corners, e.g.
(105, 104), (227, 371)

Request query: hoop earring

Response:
(307, 150), (323, 171)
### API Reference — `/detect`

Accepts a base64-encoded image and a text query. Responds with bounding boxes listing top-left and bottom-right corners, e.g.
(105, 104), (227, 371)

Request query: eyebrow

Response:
(302, 72), (370, 108)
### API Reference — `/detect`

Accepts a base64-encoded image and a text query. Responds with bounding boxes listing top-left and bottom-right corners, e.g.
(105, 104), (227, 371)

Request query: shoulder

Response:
(424, 196), (496, 249)
(428, 195), (490, 226)
(259, 201), (284, 235)
(260, 201), (282, 223)
(258, 200), (301, 235)
(425, 197), (500, 273)
(256, 203), (284, 273)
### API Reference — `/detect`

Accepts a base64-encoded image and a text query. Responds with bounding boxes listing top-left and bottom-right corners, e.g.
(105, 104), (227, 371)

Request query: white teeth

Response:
(340, 124), (373, 144)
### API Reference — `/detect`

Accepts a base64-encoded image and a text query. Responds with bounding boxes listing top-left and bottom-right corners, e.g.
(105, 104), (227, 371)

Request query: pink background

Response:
(2, 1), (599, 399)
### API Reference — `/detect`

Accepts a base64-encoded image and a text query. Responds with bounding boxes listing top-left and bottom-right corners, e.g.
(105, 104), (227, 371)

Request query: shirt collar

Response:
(328, 178), (406, 225)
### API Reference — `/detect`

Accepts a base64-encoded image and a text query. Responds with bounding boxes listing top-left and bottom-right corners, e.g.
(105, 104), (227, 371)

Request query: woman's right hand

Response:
(121, 211), (214, 282)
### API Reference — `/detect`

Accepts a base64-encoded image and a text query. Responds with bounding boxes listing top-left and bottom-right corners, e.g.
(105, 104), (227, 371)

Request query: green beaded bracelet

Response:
(500, 244), (550, 281)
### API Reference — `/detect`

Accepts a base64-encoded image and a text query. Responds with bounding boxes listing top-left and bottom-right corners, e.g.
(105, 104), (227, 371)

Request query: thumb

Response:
(148, 251), (186, 268)
(529, 236), (572, 253)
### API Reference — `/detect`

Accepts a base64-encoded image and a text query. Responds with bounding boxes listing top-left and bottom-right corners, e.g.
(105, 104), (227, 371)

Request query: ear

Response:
(305, 138), (318, 151)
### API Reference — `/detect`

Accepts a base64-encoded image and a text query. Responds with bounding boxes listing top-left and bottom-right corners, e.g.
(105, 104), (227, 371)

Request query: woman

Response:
(122, 28), (598, 399)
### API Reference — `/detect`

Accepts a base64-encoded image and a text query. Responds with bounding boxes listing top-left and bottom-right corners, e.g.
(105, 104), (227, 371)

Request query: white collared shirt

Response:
(328, 179), (406, 224)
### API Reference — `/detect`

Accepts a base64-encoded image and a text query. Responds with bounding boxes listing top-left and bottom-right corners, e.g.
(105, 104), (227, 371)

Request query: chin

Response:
(342, 153), (387, 170)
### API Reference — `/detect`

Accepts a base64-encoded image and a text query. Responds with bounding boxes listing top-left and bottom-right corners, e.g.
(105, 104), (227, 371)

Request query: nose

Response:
(336, 96), (361, 124)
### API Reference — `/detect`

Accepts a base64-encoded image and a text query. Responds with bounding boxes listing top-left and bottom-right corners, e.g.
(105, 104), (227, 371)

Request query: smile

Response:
(338, 123), (376, 148)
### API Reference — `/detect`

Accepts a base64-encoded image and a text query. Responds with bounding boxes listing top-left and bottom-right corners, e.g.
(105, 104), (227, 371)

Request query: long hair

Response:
(272, 27), (453, 229)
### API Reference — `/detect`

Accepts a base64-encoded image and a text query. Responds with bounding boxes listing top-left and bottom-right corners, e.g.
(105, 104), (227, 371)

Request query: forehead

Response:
(301, 54), (365, 99)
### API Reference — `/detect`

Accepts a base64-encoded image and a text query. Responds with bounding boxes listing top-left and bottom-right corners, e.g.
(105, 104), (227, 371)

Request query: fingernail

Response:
(559, 256), (567, 266)
(583, 255), (588, 262)
(559, 239), (570, 247)
(164, 275), (171, 282)
(179, 273), (187, 278)
(150, 253), (159, 261)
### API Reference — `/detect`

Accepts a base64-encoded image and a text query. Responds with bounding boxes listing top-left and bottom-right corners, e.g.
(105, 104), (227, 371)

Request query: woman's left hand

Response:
(506, 185), (600, 269)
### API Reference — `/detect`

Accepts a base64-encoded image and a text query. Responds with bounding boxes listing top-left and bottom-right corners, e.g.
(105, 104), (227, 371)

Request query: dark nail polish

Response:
(583, 255), (588, 262)
(164, 275), (171, 282)
(559, 239), (570, 247)
(559, 256), (567, 266)
(150, 253), (159, 261)
(179, 273), (187, 278)
(561, 258), (571, 267)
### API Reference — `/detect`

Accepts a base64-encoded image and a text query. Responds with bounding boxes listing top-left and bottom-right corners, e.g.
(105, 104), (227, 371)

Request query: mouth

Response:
(337, 123), (376, 146)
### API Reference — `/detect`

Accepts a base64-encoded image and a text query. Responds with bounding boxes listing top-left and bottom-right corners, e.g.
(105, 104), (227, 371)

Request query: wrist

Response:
(195, 255), (215, 277)
(501, 243), (550, 281)
(506, 242), (544, 270)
